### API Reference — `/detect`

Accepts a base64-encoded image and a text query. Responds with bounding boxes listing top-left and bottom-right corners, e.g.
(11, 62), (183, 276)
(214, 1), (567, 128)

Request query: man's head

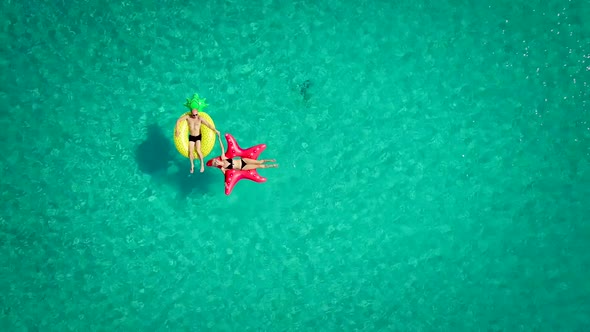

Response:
(190, 108), (199, 117)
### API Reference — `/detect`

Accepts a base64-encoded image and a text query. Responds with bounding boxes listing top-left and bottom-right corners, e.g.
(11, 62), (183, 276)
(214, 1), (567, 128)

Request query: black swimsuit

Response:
(224, 158), (247, 170)
(188, 115), (201, 142)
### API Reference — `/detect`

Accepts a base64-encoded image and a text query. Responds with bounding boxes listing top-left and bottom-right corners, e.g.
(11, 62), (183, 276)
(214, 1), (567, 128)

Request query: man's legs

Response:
(196, 140), (204, 173)
(188, 141), (195, 173)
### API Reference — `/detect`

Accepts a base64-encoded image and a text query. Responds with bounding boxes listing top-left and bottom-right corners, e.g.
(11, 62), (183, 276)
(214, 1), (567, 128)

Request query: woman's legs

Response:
(242, 163), (278, 171)
(241, 158), (276, 165)
(239, 158), (278, 170)
(239, 158), (276, 170)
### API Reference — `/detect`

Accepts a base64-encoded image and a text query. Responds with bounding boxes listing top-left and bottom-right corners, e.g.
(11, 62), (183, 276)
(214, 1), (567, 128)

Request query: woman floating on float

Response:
(207, 133), (278, 195)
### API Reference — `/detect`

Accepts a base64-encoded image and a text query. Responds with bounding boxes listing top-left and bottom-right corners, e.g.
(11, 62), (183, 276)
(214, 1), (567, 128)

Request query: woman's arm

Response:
(218, 135), (225, 157)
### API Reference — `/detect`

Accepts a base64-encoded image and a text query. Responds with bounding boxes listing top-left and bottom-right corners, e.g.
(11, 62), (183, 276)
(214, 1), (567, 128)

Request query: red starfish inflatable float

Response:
(206, 133), (267, 195)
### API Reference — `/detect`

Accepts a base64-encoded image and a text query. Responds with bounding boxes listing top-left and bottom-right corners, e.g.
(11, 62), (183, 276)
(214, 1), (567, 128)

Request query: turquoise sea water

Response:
(1, 0), (589, 330)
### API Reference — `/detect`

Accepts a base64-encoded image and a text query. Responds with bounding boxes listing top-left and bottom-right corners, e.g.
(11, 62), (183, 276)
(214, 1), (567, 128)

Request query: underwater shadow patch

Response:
(135, 124), (219, 197)
(136, 124), (171, 175)
(298, 79), (313, 102)
(168, 165), (219, 198)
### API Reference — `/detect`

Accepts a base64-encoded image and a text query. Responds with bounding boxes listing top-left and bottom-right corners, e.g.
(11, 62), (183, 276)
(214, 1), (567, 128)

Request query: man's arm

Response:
(200, 117), (219, 134)
(200, 117), (224, 152)
(175, 115), (188, 136)
(199, 117), (224, 155)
